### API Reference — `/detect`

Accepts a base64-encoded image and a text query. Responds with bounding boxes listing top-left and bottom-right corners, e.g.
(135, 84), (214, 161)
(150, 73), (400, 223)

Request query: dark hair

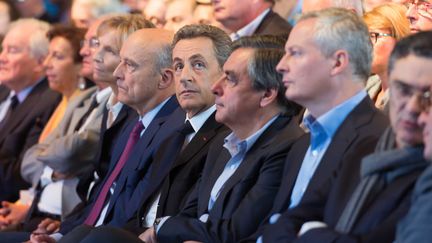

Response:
(231, 35), (301, 116)
(388, 31), (432, 75)
(47, 24), (86, 63)
(172, 24), (232, 68)
(231, 35), (287, 51)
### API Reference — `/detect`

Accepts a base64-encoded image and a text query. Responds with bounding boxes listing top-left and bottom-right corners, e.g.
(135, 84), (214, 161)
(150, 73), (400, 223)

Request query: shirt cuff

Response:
(298, 221), (327, 237)
(155, 216), (171, 233)
(50, 232), (63, 241)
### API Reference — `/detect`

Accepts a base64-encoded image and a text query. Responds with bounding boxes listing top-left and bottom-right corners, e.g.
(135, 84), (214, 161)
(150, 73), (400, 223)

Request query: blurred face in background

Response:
(369, 28), (397, 75)
(406, 0), (432, 32)
(164, 0), (195, 32)
(44, 36), (81, 97)
(144, 0), (167, 28)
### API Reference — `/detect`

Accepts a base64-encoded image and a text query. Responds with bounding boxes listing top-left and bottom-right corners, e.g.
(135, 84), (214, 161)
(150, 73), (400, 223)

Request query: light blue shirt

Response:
(208, 115), (278, 211)
(289, 90), (367, 208)
(287, 0), (303, 25)
(0, 80), (39, 122)
(256, 91), (367, 243)
(139, 97), (170, 137)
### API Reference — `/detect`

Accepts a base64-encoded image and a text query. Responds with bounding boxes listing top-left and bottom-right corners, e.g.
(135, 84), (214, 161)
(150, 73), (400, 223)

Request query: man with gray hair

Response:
(0, 18), (60, 202)
(261, 23), (432, 243)
(249, 7), (388, 242)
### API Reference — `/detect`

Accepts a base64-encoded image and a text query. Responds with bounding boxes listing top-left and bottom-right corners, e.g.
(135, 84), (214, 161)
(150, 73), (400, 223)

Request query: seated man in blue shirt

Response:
(249, 7), (389, 243)
(259, 9), (429, 243)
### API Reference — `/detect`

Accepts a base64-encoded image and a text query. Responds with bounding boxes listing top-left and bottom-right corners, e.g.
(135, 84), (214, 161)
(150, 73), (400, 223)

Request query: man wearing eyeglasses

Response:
(406, 0), (432, 33)
(395, 31), (432, 243)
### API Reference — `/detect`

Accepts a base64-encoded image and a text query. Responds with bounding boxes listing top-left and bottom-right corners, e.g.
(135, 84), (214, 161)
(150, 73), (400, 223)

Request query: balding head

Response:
(114, 28), (175, 115)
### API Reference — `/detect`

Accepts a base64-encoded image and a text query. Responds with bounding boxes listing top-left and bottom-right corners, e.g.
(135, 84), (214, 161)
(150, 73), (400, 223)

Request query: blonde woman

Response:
(364, 2), (410, 109)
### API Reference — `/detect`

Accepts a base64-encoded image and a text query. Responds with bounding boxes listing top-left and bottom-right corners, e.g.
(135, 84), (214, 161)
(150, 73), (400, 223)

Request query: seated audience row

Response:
(0, 0), (430, 242)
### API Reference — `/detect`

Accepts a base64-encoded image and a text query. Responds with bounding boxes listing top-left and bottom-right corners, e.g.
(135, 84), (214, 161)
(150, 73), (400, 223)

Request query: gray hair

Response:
(299, 8), (372, 82)
(9, 18), (50, 60)
(155, 43), (173, 74)
(172, 24), (232, 68)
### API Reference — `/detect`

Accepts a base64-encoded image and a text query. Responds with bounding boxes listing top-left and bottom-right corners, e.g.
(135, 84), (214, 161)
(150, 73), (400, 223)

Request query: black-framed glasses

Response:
(369, 32), (393, 44)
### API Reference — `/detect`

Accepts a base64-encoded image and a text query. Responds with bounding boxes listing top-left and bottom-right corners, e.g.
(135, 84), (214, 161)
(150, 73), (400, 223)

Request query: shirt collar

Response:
(304, 90), (367, 138)
(106, 93), (123, 112)
(229, 8), (270, 40)
(139, 96), (170, 129)
(95, 87), (112, 104)
(185, 105), (216, 134)
(223, 114), (279, 157)
(13, 77), (45, 103)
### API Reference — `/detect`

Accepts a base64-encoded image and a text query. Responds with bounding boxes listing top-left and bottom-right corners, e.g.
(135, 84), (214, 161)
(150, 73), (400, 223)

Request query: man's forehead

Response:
(174, 38), (215, 56)
(391, 55), (432, 88)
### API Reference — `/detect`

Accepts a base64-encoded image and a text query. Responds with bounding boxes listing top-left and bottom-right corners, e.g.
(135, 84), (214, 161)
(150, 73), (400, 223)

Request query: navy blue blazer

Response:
(58, 96), (181, 235)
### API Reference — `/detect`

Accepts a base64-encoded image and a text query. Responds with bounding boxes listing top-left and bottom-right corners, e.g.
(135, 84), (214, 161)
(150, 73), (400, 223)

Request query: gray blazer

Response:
(21, 86), (109, 217)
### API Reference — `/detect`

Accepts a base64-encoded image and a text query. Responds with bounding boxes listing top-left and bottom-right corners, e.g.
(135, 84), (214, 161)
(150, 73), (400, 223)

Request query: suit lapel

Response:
(173, 113), (222, 169)
(67, 95), (94, 134)
(0, 80), (47, 138)
(199, 148), (231, 214)
(273, 135), (309, 212)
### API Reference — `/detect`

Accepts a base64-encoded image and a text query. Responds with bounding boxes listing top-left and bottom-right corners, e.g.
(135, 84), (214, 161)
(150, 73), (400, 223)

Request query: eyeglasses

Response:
(405, 0), (432, 16)
(392, 80), (432, 112)
(80, 37), (100, 49)
(369, 32), (393, 44)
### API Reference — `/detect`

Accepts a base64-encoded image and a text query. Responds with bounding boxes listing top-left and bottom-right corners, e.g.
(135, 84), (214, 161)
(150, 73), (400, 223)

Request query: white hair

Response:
(9, 18), (50, 60)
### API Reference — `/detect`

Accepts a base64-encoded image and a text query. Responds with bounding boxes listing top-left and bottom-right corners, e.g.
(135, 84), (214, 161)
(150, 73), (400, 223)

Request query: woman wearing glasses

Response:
(364, 2), (410, 110)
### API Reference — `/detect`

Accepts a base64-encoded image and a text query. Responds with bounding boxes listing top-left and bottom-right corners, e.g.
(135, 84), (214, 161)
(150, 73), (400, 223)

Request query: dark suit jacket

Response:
(257, 97), (389, 242)
(157, 115), (303, 243)
(254, 10), (292, 37)
(116, 112), (228, 233)
(0, 79), (60, 201)
(59, 96), (181, 235)
(263, 148), (426, 243)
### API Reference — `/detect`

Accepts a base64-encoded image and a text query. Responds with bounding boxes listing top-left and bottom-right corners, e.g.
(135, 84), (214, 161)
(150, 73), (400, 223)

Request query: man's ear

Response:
(159, 68), (174, 89)
(260, 88), (278, 108)
(330, 50), (349, 76)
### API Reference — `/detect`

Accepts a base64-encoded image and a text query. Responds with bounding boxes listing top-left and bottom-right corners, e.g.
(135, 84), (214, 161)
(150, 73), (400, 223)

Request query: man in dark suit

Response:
(211, 0), (292, 40)
(0, 18), (60, 203)
(134, 35), (303, 243)
(28, 28), (181, 243)
(250, 8), (391, 242)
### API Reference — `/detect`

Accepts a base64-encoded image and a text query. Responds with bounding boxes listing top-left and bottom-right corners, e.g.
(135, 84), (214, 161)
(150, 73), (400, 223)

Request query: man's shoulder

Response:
(254, 10), (292, 36)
